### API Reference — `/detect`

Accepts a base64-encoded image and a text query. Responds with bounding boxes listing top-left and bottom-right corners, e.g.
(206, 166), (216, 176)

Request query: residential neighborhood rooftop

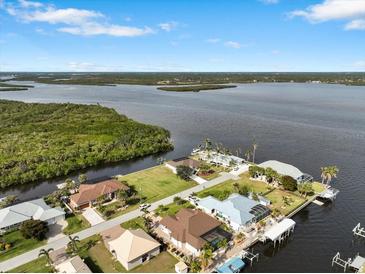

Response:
(258, 160), (305, 180)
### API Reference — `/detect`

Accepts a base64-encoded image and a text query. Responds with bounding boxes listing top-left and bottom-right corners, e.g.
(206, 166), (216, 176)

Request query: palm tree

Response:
(200, 244), (213, 271)
(252, 141), (258, 163)
(67, 235), (80, 254)
(204, 138), (212, 151)
(233, 182), (240, 193)
(39, 248), (54, 266)
(245, 149), (251, 162)
(320, 166), (339, 185)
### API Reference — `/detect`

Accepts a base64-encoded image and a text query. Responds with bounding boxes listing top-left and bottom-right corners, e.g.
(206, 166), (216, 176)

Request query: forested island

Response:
(2, 72), (365, 86)
(0, 82), (34, 91)
(0, 100), (173, 189)
(157, 84), (237, 92)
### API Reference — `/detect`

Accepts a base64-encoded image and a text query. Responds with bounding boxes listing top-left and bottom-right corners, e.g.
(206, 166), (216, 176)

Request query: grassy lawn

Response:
(119, 166), (197, 203)
(87, 241), (125, 273)
(129, 252), (178, 273)
(197, 172), (271, 200)
(155, 200), (195, 217)
(63, 213), (90, 235)
(199, 164), (226, 181)
(264, 189), (307, 216)
(0, 230), (46, 262)
(121, 216), (149, 232)
(312, 181), (326, 194)
(8, 257), (53, 273)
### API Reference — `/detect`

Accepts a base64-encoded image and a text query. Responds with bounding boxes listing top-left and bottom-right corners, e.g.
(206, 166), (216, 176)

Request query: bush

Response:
(176, 165), (194, 181)
(281, 176), (297, 191)
(20, 219), (49, 241)
(238, 185), (249, 197)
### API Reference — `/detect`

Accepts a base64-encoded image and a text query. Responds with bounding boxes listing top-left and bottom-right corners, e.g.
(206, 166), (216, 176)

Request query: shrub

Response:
(20, 219), (49, 241)
(176, 165), (194, 181)
(281, 175), (298, 191)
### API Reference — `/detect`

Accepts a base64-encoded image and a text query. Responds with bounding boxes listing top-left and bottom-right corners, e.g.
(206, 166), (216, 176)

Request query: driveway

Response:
(82, 207), (104, 226)
(229, 164), (249, 176)
(190, 174), (207, 184)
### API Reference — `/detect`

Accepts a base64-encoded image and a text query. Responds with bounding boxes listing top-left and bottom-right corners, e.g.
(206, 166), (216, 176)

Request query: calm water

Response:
(0, 82), (364, 272)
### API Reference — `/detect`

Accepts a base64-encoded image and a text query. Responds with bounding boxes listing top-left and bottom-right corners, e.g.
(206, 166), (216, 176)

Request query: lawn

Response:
(197, 172), (271, 200)
(312, 181), (326, 194)
(198, 164), (226, 181)
(87, 241), (125, 273)
(119, 166), (197, 203)
(265, 189), (307, 216)
(0, 230), (46, 262)
(155, 200), (195, 217)
(129, 252), (178, 273)
(8, 257), (53, 273)
(63, 213), (90, 234)
(121, 216), (149, 232)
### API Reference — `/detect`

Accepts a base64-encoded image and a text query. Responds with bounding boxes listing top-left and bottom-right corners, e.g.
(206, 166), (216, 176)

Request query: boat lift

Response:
(332, 252), (352, 272)
(332, 252), (365, 273)
(353, 223), (365, 239)
(240, 249), (259, 266)
(319, 186), (340, 201)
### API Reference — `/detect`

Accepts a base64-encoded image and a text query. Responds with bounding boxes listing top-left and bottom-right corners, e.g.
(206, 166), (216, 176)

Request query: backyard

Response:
(155, 200), (195, 217)
(63, 213), (90, 234)
(265, 189), (307, 216)
(8, 257), (53, 273)
(0, 230), (46, 262)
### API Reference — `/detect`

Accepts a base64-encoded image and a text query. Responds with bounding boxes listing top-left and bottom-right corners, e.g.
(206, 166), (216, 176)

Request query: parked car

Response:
(139, 203), (151, 210)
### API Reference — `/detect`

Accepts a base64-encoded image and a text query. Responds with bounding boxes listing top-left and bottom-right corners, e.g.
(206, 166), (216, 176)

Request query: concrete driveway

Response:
(82, 207), (104, 226)
(229, 164), (249, 176)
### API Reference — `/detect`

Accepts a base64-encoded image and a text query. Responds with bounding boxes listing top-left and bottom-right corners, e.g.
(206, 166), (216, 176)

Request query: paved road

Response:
(0, 172), (236, 272)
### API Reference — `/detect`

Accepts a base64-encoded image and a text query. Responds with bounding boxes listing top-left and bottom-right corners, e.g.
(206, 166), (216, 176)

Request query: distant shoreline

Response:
(157, 84), (237, 92)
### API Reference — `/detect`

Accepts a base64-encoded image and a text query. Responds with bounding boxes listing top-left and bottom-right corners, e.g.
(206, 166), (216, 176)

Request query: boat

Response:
(216, 257), (245, 273)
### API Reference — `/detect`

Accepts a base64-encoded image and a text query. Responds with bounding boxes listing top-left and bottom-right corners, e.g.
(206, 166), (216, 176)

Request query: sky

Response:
(1, 0), (365, 72)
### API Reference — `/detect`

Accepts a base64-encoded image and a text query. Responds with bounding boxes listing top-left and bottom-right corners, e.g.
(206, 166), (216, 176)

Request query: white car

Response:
(139, 203), (151, 210)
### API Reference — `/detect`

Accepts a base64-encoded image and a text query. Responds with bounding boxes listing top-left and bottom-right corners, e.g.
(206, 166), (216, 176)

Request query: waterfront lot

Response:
(265, 189), (306, 216)
(120, 166), (197, 203)
(0, 231), (46, 263)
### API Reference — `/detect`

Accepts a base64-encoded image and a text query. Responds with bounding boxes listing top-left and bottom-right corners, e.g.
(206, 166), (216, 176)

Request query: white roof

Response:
(350, 255), (365, 270)
(258, 160), (304, 180)
(56, 256), (91, 273)
(109, 229), (160, 262)
(0, 198), (65, 229)
(264, 218), (296, 241)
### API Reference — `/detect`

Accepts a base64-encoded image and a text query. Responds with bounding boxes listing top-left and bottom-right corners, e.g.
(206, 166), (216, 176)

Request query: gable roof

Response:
(0, 198), (65, 229)
(160, 208), (221, 249)
(198, 194), (260, 226)
(258, 160), (304, 180)
(70, 179), (129, 206)
(167, 158), (200, 169)
(108, 228), (160, 262)
(56, 256), (91, 273)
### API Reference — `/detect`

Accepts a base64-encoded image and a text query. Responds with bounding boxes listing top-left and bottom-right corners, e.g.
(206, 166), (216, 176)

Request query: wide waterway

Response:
(0, 82), (364, 272)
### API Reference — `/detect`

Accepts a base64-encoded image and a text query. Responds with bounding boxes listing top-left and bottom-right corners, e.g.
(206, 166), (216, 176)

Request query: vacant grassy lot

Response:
(0, 230), (46, 262)
(120, 166), (197, 203)
(8, 257), (53, 273)
(121, 217), (149, 232)
(197, 172), (271, 200)
(265, 189), (306, 216)
(130, 252), (178, 273)
(87, 241), (125, 273)
(155, 200), (195, 217)
(63, 213), (90, 234)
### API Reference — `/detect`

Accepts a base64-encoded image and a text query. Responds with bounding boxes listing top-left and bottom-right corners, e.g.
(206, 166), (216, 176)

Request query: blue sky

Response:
(1, 0), (365, 72)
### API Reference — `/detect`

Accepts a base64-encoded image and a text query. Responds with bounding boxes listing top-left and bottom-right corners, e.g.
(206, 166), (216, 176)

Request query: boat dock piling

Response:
(353, 223), (365, 239)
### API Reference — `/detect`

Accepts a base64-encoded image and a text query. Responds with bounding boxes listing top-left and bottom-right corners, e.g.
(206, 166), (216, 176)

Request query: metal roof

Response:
(258, 160), (304, 180)
(264, 218), (296, 241)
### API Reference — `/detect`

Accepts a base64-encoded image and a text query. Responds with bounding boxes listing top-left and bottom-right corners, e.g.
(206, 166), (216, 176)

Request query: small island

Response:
(157, 84), (237, 92)
(0, 82), (34, 92)
(0, 100), (173, 189)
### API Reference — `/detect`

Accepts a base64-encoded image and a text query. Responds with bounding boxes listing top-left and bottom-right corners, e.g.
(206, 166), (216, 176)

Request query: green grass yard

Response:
(119, 166), (197, 203)
(265, 189), (307, 216)
(155, 200), (195, 217)
(0, 230), (46, 262)
(8, 257), (53, 273)
(129, 252), (178, 273)
(121, 216), (149, 232)
(63, 213), (90, 234)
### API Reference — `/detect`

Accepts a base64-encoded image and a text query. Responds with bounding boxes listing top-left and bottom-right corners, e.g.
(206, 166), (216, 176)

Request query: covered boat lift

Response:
(263, 218), (296, 247)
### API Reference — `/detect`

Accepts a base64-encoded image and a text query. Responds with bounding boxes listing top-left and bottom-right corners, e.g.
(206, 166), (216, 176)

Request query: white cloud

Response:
(206, 38), (221, 43)
(158, 21), (178, 32)
(353, 60), (365, 68)
(3, 0), (154, 37)
(224, 41), (242, 49)
(289, 0), (365, 30)
(259, 0), (279, 5)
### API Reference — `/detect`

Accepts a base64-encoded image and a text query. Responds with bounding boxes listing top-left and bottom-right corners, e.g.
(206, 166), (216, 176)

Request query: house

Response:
(159, 208), (225, 256)
(258, 160), (313, 183)
(197, 194), (271, 231)
(101, 225), (160, 270)
(70, 179), (129, 210)
(165, 158), (201, 174)
(175, 261), (189, 273)
(0, 198), (65, 233)
(198, 151), (244, 167)
(50, 248), (91, 273)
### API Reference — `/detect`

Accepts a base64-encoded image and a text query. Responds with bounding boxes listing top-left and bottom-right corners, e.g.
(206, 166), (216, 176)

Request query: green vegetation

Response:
(119, 166), (196, 203)
(129, 252), (178, 273)
(20, 220), (49, 241)
(8, 72), (365, 86)
(281, 175), (298, 191)
(121, 216), (149, 232)
(0, 100), (173, 188)
(0, 82), (34, 92)
(8, 257), (53, 273)
(155, 199), (195, 217)
(63, 213), (90, 235)
(157, 84), (237, 92)
(265, 189), (306, 216)
(176, 165), (194, 180)
(0, 230), (46, 262)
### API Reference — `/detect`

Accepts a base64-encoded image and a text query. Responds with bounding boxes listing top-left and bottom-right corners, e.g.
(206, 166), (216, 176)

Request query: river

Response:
(0, 82), (364, 272)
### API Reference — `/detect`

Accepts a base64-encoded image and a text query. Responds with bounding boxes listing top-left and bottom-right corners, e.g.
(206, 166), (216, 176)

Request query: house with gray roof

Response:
(197, 194), (271, 231)
(258, 160), (313, 183)
(0, 198), (65, 233)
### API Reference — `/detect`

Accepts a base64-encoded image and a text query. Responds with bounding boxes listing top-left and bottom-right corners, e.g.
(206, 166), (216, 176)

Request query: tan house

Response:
(165, 158), (201, 174)
(159, 208), (221, 256)
(70, 179), (129, 210)
(101, 225), (161, 270)
(50, 248), (91, 273)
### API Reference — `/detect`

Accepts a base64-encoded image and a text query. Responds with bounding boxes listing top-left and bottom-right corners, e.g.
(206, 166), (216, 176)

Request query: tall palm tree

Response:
(252, 141), (258, 164)
(245, 149), (251, 162)
(39, 248), (54, 266)
(321, 166), (339, 185)
(67, 235), (80, 254)
(200, 244), (213, 271)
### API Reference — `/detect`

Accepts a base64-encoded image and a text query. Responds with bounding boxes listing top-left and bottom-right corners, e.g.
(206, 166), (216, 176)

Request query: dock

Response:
(332, 252), (365, 273)
(319, 186), (340, 201)
(353, 223), (365, 239)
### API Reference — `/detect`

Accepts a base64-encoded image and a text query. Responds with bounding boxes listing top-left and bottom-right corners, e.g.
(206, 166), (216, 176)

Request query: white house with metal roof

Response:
(197, 194), (271, 231)
(0, 198), (65, 233)
(258, 160), (313, 183)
